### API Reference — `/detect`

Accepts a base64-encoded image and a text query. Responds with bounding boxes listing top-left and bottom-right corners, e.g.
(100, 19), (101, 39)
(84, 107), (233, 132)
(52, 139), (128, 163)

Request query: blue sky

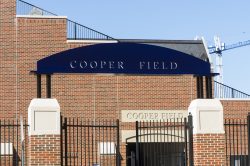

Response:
(25, 0), (250, 94)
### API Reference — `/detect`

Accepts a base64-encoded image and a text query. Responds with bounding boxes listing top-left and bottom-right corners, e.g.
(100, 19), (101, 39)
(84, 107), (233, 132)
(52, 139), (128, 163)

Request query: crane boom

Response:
(206, 37), (250, 97)
(209, 39), (250, 54)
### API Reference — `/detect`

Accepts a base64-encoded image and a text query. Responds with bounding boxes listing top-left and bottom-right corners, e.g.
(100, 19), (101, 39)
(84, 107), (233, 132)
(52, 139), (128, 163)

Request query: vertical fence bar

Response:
(60, 115), (63, 166)
(0, 120), (1, 166)
(3, 120), (5, 166)
(188, 114), (194, 166)
(73, 118), (75, 166)
(80, 119), (83, 166)
(240, 119), (243, 165)
(69, 118), (72, 166)
(76, 119), (79, 166)
(7, 120), (10, 166)
(109, 120), (111, 165)
(135, 121), (140, 166)
(243, 119), (247, 165)
(88, 120), (90, 166)
(64, 118), (68, 166)
(84, 120), (87, 166)
(74, 23), (77, 40)
(229, 119), (232, 166)
(92, 121), (94, 166)
(24, 120), (27, 166)
(225, 119), (228, 166)
(17, 120), (19, 166)
(232, 119), (235, 164)
(184, 118), (188, 166)
(12, 120), (15, 166)
(116, 120), (120, 166)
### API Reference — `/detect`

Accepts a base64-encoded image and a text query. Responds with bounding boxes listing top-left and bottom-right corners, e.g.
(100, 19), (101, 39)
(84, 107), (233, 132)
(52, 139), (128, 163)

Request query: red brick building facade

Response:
(1, 0), (250, 165)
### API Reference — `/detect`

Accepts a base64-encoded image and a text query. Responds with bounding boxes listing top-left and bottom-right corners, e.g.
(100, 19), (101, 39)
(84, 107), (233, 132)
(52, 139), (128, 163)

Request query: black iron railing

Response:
(67, 20), (114, 40)
(16, 0), (115, 40)
(224, 115), (250, 166)
(0, 119), (29, 166)
(61, 117), (121, 166)
(214, 81), (250, 98)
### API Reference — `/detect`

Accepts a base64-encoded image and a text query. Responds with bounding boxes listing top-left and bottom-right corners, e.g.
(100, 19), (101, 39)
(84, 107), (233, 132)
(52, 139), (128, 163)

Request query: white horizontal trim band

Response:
(16, 15), (67, 19)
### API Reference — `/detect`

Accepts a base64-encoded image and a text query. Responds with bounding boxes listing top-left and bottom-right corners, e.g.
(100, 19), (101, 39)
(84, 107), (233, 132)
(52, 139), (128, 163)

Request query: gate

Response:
(126, 114), (194, 166)
(61, 117), (121, 166)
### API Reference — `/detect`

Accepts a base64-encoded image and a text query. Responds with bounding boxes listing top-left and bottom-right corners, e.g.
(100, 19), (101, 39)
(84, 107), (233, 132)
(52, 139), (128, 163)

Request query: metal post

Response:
(135, 121), (140, 166)
(232, 89), (235, 98)
(184, 118), (188, 165)
(37, 74), (41, 98)
(46, 74), (51, 98)
(188, 113), (194, 166)
(116, 119), (121, 166)
(247, 113), (250, 165)
(60, 115), (63, 166)
(74, 23), (77, 40)
(64, 118), (68, 166)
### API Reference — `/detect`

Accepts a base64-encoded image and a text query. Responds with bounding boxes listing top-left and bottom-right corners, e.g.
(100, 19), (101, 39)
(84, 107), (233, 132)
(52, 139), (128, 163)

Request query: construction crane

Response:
(207, 36), (250, 84)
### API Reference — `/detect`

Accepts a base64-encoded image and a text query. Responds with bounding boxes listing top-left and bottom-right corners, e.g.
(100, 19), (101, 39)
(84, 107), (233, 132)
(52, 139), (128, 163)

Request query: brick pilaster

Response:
(29, 135), (61, 166)
(193, 134), (225, 166)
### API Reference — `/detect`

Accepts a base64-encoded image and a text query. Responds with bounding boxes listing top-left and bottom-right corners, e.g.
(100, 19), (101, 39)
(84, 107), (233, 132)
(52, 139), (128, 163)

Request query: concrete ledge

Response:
(67, 39), (118, 43)
(16, 15), (67, 19)
(219, 98), (250, 101)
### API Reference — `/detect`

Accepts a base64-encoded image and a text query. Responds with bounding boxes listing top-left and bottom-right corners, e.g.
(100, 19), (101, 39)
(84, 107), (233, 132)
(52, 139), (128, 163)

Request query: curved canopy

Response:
(37, 43), (211, 76)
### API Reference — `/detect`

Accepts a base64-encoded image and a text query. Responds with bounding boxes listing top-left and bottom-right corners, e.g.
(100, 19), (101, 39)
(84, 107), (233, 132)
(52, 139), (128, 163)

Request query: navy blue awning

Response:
(37, 43), (212, 76)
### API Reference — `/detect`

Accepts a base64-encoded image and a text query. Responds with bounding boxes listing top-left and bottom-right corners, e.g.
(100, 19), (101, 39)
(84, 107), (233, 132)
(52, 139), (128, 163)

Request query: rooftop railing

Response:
(16, 0), (115, 40)
(214, 81), (250, 99)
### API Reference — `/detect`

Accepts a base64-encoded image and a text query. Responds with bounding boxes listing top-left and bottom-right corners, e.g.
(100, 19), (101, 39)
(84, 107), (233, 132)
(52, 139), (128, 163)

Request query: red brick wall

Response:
(221, 100), (250, 119)
(29, 135), (60, 165)
(12, 15), (198, 120)
(0, 0), (16, 118)
(193, 134), (225, 166)
(16, 16), (68, 118)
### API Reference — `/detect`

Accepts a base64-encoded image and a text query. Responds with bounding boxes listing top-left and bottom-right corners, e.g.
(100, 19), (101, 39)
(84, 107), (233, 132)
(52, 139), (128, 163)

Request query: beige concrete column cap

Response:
(28, 98), (60, 136)
(188, 99), (224, 134)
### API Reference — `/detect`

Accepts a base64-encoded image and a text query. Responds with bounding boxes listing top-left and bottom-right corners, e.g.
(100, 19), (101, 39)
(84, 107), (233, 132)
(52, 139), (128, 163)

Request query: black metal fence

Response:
(224, 116), (250, 166)
(67, 20), (115, 40)
(0, 119), (29, 166)
(126, 115), (193, 166)
(61, 117), (121, 166)
(16, 0), (115, 40)
(214, 81), (250, 98)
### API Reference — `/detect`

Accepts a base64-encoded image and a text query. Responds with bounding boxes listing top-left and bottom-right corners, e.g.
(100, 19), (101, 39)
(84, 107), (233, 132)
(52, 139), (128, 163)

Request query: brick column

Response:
(29, 135), (60, 165)
(188, 99), (225, 166)
(28, 99), (61, 166)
